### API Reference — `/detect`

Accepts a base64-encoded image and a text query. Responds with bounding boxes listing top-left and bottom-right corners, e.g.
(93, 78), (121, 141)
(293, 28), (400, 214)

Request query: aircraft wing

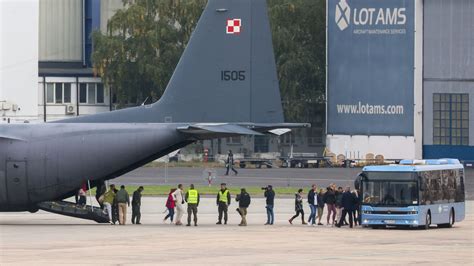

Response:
(177, 122), (310, 140)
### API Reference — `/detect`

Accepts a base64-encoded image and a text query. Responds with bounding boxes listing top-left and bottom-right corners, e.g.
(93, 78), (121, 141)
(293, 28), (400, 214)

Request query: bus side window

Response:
(447, 170), (456, 203)
(420, 171), (430, 205)
(441, 170), (449, 202)
(455, 169), (465, 202)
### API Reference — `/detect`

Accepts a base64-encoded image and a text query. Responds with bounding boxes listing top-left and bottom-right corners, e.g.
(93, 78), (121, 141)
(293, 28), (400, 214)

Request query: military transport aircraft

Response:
(0, 0), (308, 218)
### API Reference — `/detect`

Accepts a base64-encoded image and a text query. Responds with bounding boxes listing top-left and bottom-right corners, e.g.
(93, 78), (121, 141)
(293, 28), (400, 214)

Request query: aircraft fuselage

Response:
(0, 123), (192, 211)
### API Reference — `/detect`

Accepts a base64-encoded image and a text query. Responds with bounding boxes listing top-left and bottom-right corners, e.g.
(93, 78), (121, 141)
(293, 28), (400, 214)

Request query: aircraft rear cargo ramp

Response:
(37, 201), (109, 223)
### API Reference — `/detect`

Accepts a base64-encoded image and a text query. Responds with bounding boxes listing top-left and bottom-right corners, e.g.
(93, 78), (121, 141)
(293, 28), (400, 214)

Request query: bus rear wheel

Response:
(438, 209), (454, 228)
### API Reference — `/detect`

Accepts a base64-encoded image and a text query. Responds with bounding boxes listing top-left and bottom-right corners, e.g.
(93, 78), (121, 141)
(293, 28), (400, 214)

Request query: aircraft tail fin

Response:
(57, 0), (284, 124)
(156, 0), (283, 123)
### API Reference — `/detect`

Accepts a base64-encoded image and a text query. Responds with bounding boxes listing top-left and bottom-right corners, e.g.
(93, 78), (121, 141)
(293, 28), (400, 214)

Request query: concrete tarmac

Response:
(1, 197), (473, 265)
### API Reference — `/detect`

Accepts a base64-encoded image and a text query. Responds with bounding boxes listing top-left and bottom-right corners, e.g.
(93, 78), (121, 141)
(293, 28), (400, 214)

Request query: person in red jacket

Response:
(163, 188), (176, 224)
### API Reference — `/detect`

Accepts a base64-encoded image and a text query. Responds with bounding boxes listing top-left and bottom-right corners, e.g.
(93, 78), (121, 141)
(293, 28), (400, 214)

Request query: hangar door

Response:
(6, 161), (28, 206)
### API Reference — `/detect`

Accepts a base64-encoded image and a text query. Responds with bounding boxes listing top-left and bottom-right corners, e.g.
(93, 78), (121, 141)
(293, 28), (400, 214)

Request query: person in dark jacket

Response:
(225, 150), (238, 176)
(336, 186), (356, 228)
(235, 188), (251, 226)
(307, 184), (317, 225)
(352, 189), (360, 226)
(289, 189), (307, 225)
(112, 188), (119, 224)
(335, 186), (346, 225)
(264, 185), (275, 225)
(323, 186), (337, 225)
(317, 188), (325, 225)
(131, 186), (144, 224)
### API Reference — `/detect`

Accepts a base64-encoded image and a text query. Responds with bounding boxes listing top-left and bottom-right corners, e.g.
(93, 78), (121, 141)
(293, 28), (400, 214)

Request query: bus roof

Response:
(363, 158), (464, 172)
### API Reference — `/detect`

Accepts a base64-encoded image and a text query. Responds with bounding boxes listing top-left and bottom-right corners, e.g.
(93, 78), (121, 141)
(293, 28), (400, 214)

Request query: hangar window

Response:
(46, 83), (72, 104)
(79, 83), (105, 104)
(46, 83), (54, 103)
(87, 84), (95, 103)
(96, 84), (104, 103)
(55, 83), (63, 103)
(63, 83), (71, 103)
(79, 84), (87, 103)
(433, 93), (469, 145)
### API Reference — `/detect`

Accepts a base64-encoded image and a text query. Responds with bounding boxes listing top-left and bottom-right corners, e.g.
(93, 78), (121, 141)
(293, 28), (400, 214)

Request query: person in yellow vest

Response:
(216, 183), (231, 224)
(185, 184), (200, 226)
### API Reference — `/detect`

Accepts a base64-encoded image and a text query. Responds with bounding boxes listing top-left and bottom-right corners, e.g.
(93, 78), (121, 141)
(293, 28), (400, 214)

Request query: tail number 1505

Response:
(220, 70), (246, 81)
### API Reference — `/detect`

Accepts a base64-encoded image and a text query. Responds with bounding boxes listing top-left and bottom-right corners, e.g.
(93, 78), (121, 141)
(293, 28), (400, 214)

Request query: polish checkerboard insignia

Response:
(226, 19), (241, 34)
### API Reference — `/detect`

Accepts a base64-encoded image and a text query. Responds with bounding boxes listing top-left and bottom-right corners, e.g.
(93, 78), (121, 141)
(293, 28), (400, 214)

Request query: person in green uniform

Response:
(185, 184), (200, 226)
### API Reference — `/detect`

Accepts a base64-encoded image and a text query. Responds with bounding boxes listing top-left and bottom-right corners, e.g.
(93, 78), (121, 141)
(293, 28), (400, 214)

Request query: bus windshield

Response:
(362, 180), (418, 206)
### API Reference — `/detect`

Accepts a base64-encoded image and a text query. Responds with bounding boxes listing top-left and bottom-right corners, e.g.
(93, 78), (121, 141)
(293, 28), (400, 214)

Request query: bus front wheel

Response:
(438, 209), (454, 228)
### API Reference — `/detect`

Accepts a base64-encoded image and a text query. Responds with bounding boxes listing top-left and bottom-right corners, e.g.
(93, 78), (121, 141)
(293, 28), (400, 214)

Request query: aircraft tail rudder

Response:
(155, 0), (284, 123)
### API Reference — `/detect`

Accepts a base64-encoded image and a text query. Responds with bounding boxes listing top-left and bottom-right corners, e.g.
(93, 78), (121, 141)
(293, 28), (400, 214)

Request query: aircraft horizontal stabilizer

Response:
(177, 122), (310, 140)
(177, 124), (262, 139)
(241, 123), (311, 134)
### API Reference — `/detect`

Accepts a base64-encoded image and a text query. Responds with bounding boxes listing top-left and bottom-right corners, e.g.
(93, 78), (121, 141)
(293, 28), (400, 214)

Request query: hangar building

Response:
(326, 0), (473, 162)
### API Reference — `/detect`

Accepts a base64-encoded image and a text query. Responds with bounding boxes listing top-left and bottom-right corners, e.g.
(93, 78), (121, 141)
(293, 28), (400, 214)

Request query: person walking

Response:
(336, 186), (355, 228)
(323, 186), (337, 226)
(335, 186), (344, 225)
(102, 184), (116, 224)
(216, 183), (231, 224)
(131, 186), (144, 225)
(264, 185), (275, 225)
(307, 184), (318, 226)
(112, 187), (119, 224)
(163, 188), (176, 224)
(185, 184), (200, 226)
(289, 189), (307, 225)
(172, 184), (185, 225)
(317, 188), (325, 225)
(235, 188), (251, 226)
(352, 189), (360, 226)
(225, 150), (238, 176)
(116, 185), (130, 225)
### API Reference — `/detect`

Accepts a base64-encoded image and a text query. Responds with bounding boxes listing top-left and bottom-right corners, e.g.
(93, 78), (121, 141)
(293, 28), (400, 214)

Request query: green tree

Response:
(92, 0), (206, 106)
(268, 0), (326, 123)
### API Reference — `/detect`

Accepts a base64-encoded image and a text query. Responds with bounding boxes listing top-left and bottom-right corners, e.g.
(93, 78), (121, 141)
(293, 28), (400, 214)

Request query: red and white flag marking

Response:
(226, 19), (241, 34)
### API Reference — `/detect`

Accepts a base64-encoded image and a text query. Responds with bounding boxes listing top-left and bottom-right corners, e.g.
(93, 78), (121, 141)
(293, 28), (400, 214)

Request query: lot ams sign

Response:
(327, 0), (415, 135)
(335, 0), (407, 32)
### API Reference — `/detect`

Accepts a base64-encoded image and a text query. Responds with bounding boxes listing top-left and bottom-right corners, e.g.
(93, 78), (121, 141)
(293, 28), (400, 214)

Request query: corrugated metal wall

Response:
(423, 0), (474, 157)
(39, 0), (82, 61)
(424, 0), (474, 79)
